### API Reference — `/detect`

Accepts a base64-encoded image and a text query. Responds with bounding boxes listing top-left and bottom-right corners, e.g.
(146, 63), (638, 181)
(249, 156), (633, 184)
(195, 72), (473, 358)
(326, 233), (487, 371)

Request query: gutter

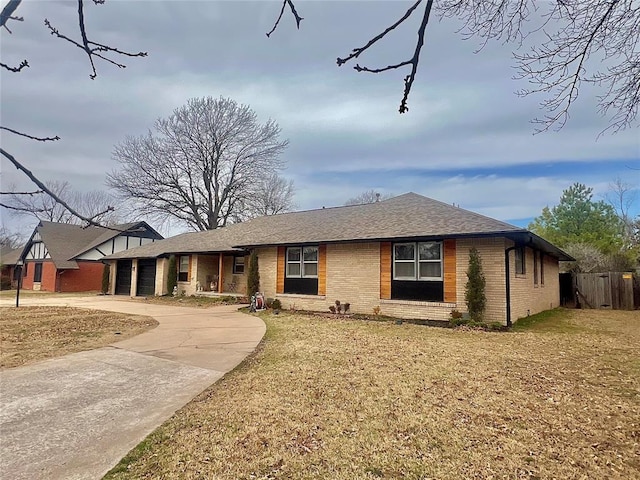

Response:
(504, 245), (517, 328)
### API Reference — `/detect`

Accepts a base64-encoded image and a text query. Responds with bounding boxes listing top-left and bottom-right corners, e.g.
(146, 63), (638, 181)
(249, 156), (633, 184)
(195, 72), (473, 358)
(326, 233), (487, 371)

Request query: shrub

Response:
(167, 255), (177, 295)
(373, 306), (381, 316)
(271, 299), (282, 310)
(329, 305), (336, 314)
(343, 302), (350, 313)
(465, 247), (486, 322)
(101, 263), (110, 294)
(246, 251), (260, 297)
(449, 309), (463, 320)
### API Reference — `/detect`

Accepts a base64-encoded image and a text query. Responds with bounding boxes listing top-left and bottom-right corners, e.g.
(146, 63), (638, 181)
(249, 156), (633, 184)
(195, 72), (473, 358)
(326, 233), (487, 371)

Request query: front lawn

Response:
(0, 306), (158, 369)
(105, 309), (639, 479)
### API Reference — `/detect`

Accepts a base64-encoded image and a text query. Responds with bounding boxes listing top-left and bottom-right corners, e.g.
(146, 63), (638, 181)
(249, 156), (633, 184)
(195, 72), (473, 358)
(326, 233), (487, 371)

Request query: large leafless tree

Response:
(107, 96), (289, 231)
(1, 0), (639, 227)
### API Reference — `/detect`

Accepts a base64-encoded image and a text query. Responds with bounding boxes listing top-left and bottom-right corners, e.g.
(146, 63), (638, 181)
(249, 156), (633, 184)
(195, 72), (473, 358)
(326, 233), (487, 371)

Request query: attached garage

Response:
(136, 259), (157, 296)
(115, 260), (132, 295)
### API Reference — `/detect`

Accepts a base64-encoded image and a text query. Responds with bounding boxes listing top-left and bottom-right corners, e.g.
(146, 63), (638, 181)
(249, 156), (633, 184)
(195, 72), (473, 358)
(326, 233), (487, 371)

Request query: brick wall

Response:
(456, 237), (508, 323)
(21, 260), (56, 292)
(255, 238), (559, 325)
(256, 247), (277, 297)
(508, 242), (560, 322)
(57, 262), (105, 292)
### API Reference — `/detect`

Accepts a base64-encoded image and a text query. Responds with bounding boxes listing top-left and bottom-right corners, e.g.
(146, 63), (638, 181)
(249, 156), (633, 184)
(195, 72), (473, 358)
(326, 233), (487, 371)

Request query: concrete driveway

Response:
(0, 296), (266, 480)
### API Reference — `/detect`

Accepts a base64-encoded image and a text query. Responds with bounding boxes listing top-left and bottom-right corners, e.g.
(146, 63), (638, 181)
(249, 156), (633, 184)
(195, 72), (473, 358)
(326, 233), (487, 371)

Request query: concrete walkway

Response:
(0, 296), (266, 480)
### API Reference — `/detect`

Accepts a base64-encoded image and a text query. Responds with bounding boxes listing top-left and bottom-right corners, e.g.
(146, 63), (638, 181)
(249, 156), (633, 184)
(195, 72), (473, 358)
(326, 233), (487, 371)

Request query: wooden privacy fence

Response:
(575, 272), (635, 310)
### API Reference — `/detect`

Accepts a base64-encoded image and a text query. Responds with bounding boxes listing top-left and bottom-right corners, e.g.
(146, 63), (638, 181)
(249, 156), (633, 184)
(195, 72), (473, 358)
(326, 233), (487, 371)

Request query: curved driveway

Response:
(0, 296), (265, 480)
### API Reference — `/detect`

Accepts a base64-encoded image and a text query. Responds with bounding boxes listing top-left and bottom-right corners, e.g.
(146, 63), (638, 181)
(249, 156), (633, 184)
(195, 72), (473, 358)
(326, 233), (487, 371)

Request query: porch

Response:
(180, 252), (247, 297)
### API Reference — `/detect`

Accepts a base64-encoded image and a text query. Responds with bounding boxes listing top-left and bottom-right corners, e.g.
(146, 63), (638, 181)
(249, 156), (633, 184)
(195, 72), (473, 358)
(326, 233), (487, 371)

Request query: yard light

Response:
(15, 259), (24, 308)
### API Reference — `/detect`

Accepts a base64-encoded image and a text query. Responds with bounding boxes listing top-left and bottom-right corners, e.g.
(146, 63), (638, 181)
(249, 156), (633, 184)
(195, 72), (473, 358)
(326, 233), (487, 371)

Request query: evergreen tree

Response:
(529, 183), (623, 254)
(167, 255), (177, 295)
(246, 251), (260, 296)
(465, 247), (486, 322)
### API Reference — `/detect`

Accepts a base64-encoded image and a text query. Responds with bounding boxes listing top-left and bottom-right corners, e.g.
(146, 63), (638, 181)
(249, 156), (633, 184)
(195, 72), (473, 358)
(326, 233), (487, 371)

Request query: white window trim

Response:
(286, 246), (319, 279)
(393, 241), (443, 281)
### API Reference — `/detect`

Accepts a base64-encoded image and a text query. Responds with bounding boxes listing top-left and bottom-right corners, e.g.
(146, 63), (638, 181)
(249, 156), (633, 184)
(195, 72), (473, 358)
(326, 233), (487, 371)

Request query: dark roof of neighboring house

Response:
(0, 245), (22, 266)
(23, 221), (161, 269)
(103, 193), (573, 261)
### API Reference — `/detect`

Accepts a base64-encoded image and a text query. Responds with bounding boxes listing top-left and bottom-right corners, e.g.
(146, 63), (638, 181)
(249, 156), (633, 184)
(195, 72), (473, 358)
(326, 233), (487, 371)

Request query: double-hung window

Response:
(233, 256), (245, 274)
(286, 246), (318, 278)
(393, 242), (442, 281)
(178, 255), (189, 282)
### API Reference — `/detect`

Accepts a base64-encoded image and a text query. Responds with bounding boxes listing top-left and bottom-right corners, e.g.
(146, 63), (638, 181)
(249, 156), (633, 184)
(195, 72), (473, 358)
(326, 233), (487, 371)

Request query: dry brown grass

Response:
(0, 306), (158, 369)
(130, 295), (247, 308)
(105, 309), (640, 480)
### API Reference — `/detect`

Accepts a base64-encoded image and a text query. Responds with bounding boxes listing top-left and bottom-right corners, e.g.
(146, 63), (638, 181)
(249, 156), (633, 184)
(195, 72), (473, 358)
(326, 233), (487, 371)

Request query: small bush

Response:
(343, 302), (350, 313)
(271, 299), (282, 310)
(167, 255), (177, 296)
(373, 306), (381, 316)
(450, 309), (463, 320)
(329, 305), (336, 314)
(101, 264), (110, 294)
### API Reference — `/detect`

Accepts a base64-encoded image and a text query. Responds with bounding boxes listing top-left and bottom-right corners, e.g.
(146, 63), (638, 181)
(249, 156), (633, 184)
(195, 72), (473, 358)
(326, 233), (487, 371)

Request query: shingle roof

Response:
(236, 192), (524, 246)
(104, 193), (548, 260)
(0, 245), (22, 266)
(29, 221), (160, 269)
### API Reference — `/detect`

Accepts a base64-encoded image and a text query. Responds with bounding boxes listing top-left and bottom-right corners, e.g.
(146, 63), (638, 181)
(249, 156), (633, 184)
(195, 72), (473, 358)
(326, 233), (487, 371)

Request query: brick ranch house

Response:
(17, 221), (162, 292)
(104, 193), (572, 326)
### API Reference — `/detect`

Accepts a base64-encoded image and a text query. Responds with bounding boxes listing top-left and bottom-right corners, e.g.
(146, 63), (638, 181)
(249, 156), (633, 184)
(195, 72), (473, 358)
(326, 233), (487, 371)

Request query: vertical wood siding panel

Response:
(444, 239), (457, 303)
(318, 244), (327, 296)
(380, 242), (392, 300)
(277, 246), (285, 294)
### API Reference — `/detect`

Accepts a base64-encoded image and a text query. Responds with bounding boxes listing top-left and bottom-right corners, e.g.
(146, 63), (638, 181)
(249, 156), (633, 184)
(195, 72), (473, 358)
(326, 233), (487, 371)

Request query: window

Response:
(515, 247), (526, 275)
(533, 250), (539, 285)
(178, 255), (189, 282)
(233, 256), (245, 274)
(393, 242), (442, 281)
(286, 246), (318, 278)
(34, 262), (43, 283)
(540, 252), (545, 285)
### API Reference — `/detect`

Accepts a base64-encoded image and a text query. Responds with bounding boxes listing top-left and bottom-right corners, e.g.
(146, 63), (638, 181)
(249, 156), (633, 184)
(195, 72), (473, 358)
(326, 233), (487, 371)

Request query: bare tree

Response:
(0, 225), (24, 249)
(247, 173), (295, 217)
(344, 190), (393, 206)
(4, 180), (120, 225)
(107, 96), (289, 231)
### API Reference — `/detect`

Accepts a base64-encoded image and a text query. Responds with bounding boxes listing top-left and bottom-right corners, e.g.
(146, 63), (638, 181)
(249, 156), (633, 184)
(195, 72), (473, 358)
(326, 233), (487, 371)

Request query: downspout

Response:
(504, 245), (517, 328)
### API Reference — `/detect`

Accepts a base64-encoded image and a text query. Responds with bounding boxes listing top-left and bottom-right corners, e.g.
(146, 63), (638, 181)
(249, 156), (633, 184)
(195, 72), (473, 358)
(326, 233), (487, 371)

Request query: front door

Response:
(136, 259), (156, 296)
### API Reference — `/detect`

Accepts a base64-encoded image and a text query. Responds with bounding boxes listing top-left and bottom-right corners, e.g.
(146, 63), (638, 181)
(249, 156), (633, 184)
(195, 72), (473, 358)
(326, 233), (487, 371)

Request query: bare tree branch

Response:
(335, 0), (435, 113)
(0, 190), (42, 195)
(0, 126), (60, 142)
(0, 59), (28, 72)
(0, 0), (21, 29)
(1, 147), (116, 228)
(44, 0), (147, 79)
(266, 0), (303, 37)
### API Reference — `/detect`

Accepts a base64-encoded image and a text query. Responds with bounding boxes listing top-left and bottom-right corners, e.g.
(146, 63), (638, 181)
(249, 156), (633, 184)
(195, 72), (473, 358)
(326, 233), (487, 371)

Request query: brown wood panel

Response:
(276, 246), (285, 294)
(443, 239), (457, 303)
(380, 242), (391, 300)
(318, 244), (327, 296)
(217, 254), (223, 293)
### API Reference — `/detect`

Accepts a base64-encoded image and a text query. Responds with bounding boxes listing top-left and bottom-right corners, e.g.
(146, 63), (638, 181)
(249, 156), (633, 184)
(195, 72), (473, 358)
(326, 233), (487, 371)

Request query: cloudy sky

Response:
(1, 1), (638, 237)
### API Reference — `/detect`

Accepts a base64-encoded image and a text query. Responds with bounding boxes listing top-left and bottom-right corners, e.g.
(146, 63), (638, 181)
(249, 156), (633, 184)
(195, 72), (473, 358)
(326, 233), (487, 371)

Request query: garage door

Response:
(136, 259), (156, 296)
(115, 260), (132, 295)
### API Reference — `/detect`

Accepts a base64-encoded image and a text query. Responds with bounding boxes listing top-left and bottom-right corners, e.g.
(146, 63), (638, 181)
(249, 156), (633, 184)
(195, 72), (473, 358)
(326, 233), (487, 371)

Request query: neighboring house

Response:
(104, 193), (572, 326)
(0, 245), (22, 289)
(18, 221), (163, 292)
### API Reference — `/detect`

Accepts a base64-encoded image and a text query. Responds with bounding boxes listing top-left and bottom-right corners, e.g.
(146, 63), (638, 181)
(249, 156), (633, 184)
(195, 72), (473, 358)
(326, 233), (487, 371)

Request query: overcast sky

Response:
(1, 1), (638, 237)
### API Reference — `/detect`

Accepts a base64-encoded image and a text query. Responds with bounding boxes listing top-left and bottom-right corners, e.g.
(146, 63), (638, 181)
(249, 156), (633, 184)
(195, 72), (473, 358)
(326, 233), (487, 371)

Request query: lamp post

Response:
(15, 259), (23, 308)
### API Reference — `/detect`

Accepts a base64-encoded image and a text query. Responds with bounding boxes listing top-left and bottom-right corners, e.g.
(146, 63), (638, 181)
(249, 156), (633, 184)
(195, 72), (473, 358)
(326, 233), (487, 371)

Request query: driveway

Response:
(0, 296), (266, 480)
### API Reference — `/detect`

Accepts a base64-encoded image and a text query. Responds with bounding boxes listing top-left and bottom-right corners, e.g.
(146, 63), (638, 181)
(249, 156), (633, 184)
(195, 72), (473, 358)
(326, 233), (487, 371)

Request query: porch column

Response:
(218, 254), (224, 293)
